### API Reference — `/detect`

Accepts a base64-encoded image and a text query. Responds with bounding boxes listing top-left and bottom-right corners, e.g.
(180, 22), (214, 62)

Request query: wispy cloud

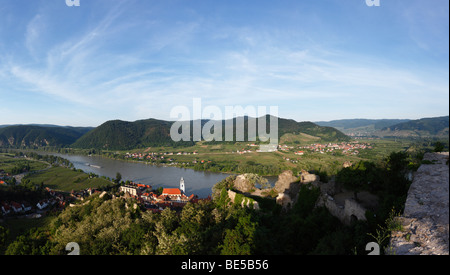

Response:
(400, 0), (449, 53)
(0, 0), (448, 125)
(25, 14), (45, 59)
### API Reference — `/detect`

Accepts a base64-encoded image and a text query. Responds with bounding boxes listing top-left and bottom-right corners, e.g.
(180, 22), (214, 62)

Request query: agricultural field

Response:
(24, 166), (114, 192)
(0, 153), (48, 175)
(111, 137), (418, 176)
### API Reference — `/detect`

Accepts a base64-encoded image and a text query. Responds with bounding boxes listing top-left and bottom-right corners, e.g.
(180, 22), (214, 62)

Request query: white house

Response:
(1, 203), (11, 215)
(22, 202), (32, 212)
(120, 185), (139, 196)
(36, 200), (48, 210)
(10, 202), (23, 213)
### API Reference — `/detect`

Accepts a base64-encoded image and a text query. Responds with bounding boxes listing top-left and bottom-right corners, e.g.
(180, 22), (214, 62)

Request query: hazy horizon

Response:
(1, 114), (449, 129)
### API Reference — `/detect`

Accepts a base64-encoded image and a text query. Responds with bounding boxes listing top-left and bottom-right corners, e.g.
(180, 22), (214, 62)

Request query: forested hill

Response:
(71, 116), (349, 150)
(315, 116), (449, 138)
(315, 119), (411, 130)
(381, 116), (449, 136)
(0, 125), (92, 148)
(71, 119), (188, 150)
(277, 118), (349, 142)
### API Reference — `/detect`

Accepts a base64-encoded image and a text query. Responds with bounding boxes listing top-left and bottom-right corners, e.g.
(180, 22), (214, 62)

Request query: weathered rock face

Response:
(300, 170), (319, 184)
(234, 174), (254, 193)
(276, 193), (292, 209)
(389, 152), (449, 255)
(316, 193), (368, 225)
(274, 171), (300, 210)
(343, 161), (353, 168)
(227, 189), (260, 210)
(274, 170), (298, 193)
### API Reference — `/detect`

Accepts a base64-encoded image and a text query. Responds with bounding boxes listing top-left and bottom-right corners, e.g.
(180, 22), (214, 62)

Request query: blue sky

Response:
(0, 0), (448, 126)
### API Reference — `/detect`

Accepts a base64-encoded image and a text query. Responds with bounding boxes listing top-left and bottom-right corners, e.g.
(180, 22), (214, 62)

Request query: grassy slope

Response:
(26, 166), (113, 192)
(114, 137), (414, 176)
(0, 153), (48, 174)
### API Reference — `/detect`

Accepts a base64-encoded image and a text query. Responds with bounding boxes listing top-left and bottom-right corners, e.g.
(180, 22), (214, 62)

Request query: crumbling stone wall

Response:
(317, 193), (367, 225)
(389, 152), (449, 255)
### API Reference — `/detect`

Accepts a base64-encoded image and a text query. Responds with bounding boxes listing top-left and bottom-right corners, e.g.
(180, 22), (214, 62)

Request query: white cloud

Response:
(1, 0), (448, 126)
(25, 14), (45, 59)
(401, 0), (449, 53)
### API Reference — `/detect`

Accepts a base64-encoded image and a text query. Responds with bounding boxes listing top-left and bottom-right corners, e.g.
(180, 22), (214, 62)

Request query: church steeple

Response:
(180, 177), (185, 194)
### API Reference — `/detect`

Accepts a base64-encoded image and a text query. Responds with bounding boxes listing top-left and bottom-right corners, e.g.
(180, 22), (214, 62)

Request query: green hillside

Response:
(382, 116), (449, 136)
(316, 116), (449, 138)
(72, 119), (194, 150)
(278, 118), (349, 142)
(0, 125), (92, 148)
(71, 116), (349, 150)
(316, 119), (411, 130)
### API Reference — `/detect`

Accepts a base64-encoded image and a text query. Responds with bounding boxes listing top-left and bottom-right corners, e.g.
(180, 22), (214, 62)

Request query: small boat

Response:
(85, 163), (102, 169)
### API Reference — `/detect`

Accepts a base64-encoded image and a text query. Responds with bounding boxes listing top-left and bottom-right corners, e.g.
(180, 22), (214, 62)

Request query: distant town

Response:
(124, 141), (373, 165)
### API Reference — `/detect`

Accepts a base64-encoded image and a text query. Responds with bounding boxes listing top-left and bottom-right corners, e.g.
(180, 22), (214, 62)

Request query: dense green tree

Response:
(220, 211), (257, 255)
(0, 225), (9, 249)
(115, 172), (122, 184)
(336, 161), (380, 201)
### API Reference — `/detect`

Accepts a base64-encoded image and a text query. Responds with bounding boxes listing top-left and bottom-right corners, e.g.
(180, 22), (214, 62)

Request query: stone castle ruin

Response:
(273, 169), (371, 225)
(229, 152), (449, 255)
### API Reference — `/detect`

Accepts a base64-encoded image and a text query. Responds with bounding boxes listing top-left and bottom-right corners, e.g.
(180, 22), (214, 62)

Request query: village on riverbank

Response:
(118, 178), (202, 213)
(1, 152), (204, 221)
(1, 177), (203, 221)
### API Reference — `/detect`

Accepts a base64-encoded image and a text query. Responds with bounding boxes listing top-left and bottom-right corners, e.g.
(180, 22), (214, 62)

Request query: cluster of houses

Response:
(1, 176), (202, 218)
(124, 151), (200, 167)
(70, 187), (103, 201)
(292, 142), (372, 156)
(119, 178), (201, 213)
(1, 187), (67, 217)
(125, 151), (199, 161)
(1, 201), (33, 216)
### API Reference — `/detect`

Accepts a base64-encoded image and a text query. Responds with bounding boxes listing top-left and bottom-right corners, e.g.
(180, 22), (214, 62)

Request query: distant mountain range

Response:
(1, 115), (447, 150)
(72, 116), (349, 150)
(316, 116), (449, 138)
(0, 116), (349, 150)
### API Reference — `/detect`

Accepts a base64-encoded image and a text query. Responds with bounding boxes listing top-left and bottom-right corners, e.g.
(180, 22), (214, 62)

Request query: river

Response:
(48, 153), (276, 198)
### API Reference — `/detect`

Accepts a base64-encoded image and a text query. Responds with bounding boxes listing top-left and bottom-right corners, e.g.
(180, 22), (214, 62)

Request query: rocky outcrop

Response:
(276, 192), (292, 210)
(274, 170), (300, 210)
(343, 161), (352, 168)
(274, 170), (298, 193)
(300, 170), (319, 184)
(389, 152), (449, 255)
(273, 169), (371, 223)
(234, 174), (254, 193)
(227, 189), (260, 210)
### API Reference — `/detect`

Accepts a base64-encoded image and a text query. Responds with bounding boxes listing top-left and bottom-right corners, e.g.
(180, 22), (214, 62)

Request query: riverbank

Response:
(3, 138), (416, 178)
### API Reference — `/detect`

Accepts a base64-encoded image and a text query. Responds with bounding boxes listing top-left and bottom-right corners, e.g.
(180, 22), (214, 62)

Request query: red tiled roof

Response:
(162, 188), (181, 196)
(10, 201), (22, 208)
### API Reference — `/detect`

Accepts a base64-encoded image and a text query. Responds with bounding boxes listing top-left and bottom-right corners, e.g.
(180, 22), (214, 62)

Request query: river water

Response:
(49, 153), (276, 198)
